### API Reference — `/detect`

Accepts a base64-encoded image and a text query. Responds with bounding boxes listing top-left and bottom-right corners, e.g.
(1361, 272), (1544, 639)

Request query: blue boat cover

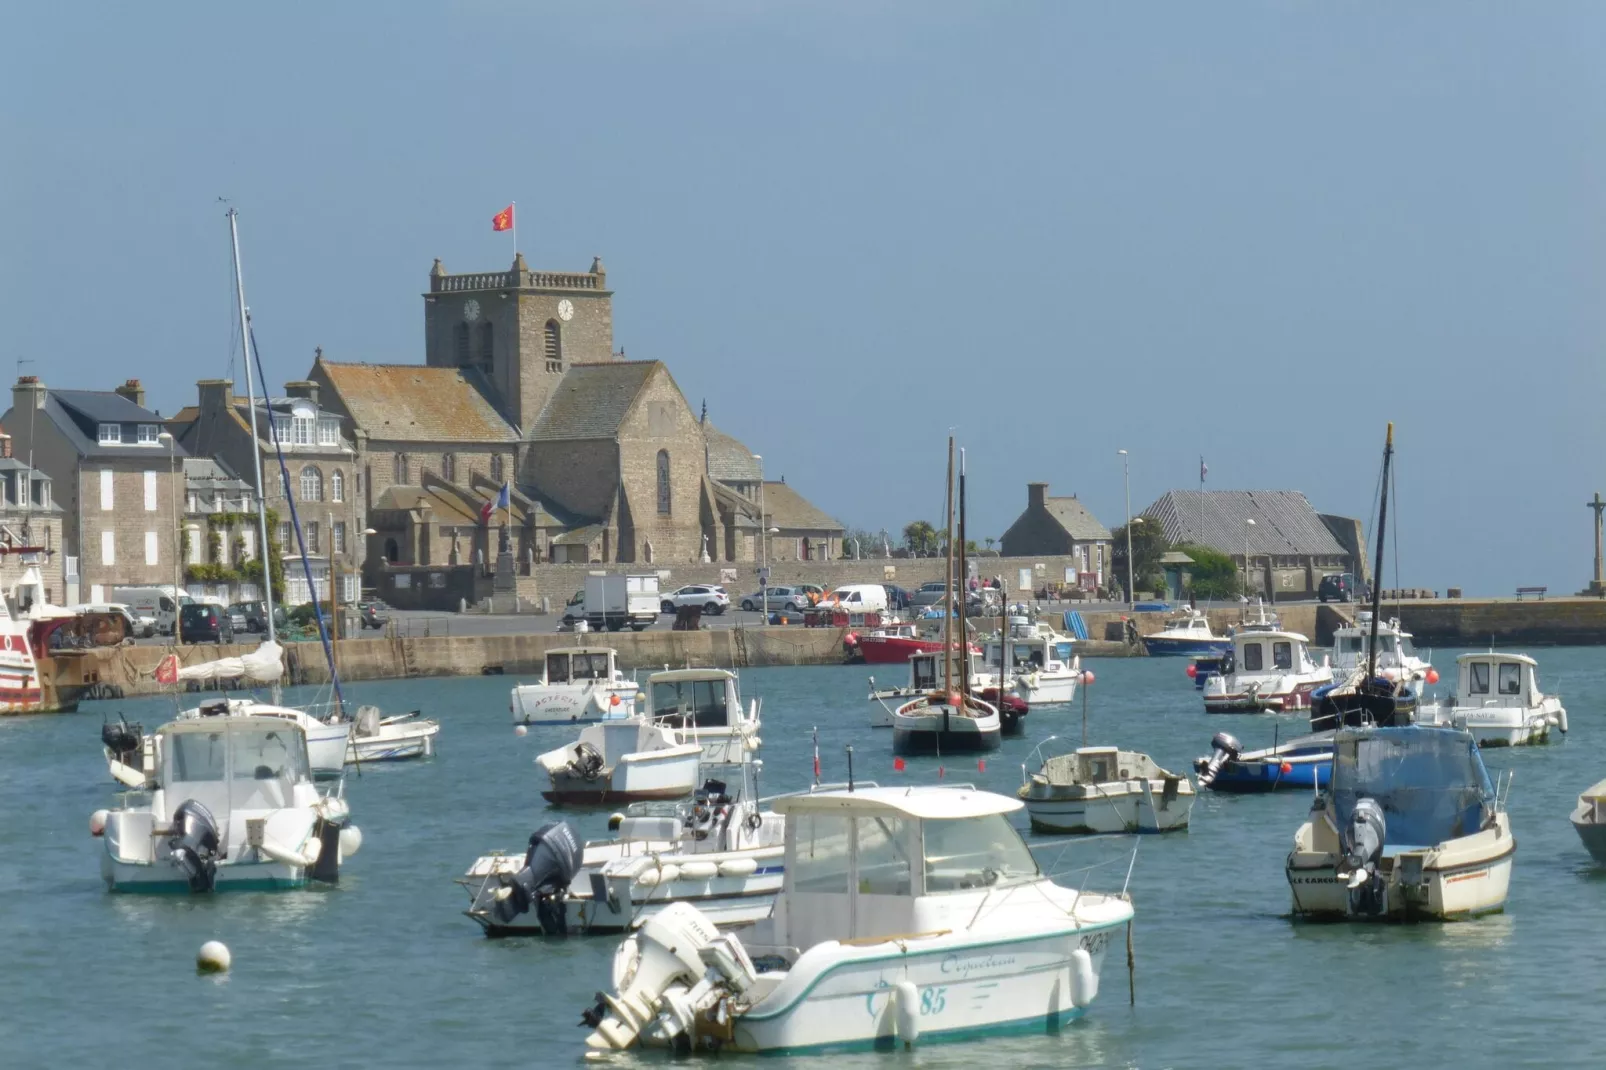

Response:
(1331, 726), (1495, 848)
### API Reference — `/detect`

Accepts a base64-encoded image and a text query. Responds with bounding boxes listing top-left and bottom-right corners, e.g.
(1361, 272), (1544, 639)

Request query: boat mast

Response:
(1366, 422), (1392, 682)
(942, 437), (955, 719)
(229, 208), (277, 647)
(957, 447), (969, 701)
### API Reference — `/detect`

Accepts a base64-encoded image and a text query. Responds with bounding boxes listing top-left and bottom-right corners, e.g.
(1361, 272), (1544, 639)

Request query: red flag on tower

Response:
(492, 204), (514, 232)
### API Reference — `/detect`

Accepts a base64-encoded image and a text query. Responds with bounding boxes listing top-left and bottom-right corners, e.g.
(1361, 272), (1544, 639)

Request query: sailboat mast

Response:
(942, 437), (955, 702)
(1366, 422), (1393, 681)
(229, 208), (277, 646)
(957, 447), (969, 698)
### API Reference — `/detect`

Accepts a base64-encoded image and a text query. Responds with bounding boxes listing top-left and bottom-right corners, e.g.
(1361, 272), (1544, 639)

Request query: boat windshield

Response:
(1331, 728), (1495, 847)
(652, 678), (730, 729)
(573, 652), (613, 680)
(921, 814), (1040, 893)
(168, 731), (227, 783)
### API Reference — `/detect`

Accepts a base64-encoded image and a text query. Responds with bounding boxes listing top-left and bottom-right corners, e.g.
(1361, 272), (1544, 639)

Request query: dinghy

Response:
(536, 719), (704, 806)
(1021, 740), (1194, 834)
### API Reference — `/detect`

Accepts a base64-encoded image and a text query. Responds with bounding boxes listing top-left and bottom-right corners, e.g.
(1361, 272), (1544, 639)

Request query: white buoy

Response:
(891, 980), (920, 1045)
(90, 809), (108, 837)
(197, 941), (231, 973)
(1068, 948), (1098, 1007)
(339, 825), (363, 858)
(514, 725), (528, 737)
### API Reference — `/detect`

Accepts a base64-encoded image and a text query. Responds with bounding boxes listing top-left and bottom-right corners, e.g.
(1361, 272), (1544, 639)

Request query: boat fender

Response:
(109, 759), (147, 788)
(891, 979), (921, 1045)
(257, 832), (320, 870)
(718, 857), (757, 878)
(657, 863), (681, 884)
(338, 824), (363, 859)
(679, 861), (718, 882)
(90, 809), (108, 837)
(635, 867), (661, 887)
(1069, 948), (1099, 1008)
(1558, 708), (1569, 734)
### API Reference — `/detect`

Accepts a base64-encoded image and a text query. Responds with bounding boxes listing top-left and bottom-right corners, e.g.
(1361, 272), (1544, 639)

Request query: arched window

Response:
(478, 322), (494, 368)
(441, 453), (456, 482)
(656, 450), (671, 515)
(454, 322), (470, 364)
(393, 453), (408, 485)
(300, 466), (323, 502)
(330, 469), (344, 503)
(490, 454), (504, 483)
(544, 320), (562, 372)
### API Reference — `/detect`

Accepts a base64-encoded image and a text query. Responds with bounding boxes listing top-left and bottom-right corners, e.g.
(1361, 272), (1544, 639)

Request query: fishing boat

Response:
(93, 713), (361, 893)
(460, 768), (792, 936)
(1020, 738), (1194, 834)
(579, 785), (1134, 1055)
(1285, 724), (1513, 921)
(849, 620), (950, 666)
(978, 618), (1081, 706)
(1569, 779), (1606, 864)
(1330, 612), (1432, 688)
(867, 649), (1026, 733)
(510, 646), (639, 725)
(1416, 652), (1566, 747)
(1141, 608), (1229, 657)
(643, 667), (762, 764)
(1194, 729), (1336, 793)
(1201, 629), (1332, 712)
(536, 719), (704, 806)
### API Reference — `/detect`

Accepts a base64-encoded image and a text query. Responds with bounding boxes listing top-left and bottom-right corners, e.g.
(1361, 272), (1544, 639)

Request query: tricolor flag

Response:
(480, 481), (510, 524)
(492, 204), (514, 232)
(812, 727), (821, 783)
(1200, 456), (1208, 483)
(155, 653), (179, 685)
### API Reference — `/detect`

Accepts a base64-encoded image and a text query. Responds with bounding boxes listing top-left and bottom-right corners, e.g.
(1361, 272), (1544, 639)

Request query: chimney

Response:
(0, 432), (11, 459)
(12, 375), (45, 413)
(115, 378), (146, 408)
(285, 380), (320, 408)
(197, 379), (233, 414)
(1028, 482), (1049, 510)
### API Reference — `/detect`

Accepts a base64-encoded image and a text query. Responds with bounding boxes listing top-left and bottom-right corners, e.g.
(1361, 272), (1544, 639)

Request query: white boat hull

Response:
(1013, 673), (1077, 706)
(1024, 783), (1194, 835)
(349, 719), (440, 762)
(543, 747), (702, 806)
(511, 680), (639, 724)
(102, 853), (309, 893)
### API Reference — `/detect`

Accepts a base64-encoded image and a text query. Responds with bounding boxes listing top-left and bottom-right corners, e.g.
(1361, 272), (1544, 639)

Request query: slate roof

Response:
(1141, 490), (1349, 557)
(38, 390), (189, 460)
(704, 422), (761, 483)
(317, 362), (518, 443)
(1041, 495), (1112, 541)
(528, 361), (658, 441)
(760, 480), (843, 533)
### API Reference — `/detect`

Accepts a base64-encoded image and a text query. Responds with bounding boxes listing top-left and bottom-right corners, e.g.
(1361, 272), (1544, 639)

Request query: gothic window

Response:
(455, 322), (470, 364)
(393, 454), (408, 485)
(544, 320), (562, 372)
(300, 466), (323, 502)
(330, 469), (344, 502)
(656, 449), (671, 515)
(441, 453), (456, 482)
(490, 454), (504, 482)
(478, 322), (494, 368)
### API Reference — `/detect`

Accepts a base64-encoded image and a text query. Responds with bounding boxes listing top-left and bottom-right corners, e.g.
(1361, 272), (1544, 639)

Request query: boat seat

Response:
(617, 816), (679, 842)
(1380, 844), (1431, 858)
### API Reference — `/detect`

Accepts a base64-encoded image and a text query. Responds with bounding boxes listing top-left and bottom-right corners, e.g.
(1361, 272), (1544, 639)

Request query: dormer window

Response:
(98, 423), (122, 445)
(137, 424), (160, 445)
(318, 419), (339, 447)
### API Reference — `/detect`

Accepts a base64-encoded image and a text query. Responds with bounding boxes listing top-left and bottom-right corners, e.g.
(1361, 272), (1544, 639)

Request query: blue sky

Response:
(5, 3), (1603, 594)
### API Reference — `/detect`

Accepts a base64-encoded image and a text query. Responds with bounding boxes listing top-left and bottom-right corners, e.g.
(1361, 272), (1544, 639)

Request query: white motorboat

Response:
(1202, 629), (1332, 713)
(644, 667), (762, 764)
(510, 646), (640, 725)
(347, 704), (441, 762)
(1569, 779), (1606, 864)
(94, 714), (361, 893)
(978, 619), (1081, 706)
(1286, 724), (1513, 921)
(537, 719), (704, 806)
(1020, 739), (1194, 834)
(460, 769), (794, 936)
(1330, 611), (1432, 688)
(1417, 652), (1566, 747)
(580, 785), (1134, 1054)
(1141, 608), (1230, 657)
(175, 693), (353, 778)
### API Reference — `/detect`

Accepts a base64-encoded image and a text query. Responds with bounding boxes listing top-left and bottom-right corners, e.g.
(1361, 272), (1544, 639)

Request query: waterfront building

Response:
(999, 482), (1113, 589)
(0, 427), (65, 607)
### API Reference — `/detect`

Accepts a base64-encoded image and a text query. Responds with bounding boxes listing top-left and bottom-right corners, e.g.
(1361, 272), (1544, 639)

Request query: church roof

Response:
(704, 422), (761, 483)
(528, 361), (659, 441)
(1141, 489), (1349, 557)
(760, 480), (843, 533)
(316, 362), (518, 443)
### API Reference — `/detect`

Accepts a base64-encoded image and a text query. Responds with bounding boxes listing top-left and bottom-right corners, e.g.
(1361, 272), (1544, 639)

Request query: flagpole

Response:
(511, 200), (517, 257)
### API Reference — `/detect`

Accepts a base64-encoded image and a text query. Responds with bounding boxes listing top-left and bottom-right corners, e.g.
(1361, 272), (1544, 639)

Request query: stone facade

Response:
(0, 431), (66, 605)
(999, 482), (1113, 586)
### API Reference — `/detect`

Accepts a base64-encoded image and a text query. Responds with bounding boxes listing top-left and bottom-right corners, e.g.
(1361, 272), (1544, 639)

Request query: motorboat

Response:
(1202, 629), (1332, 713)
(644, 668), (762, 764)
(1416, 652), (1567, 747)
(1020, 739), (1194, 834)
(1330, 612), (1432, 688)
(1286, 724), (1513, 920)
(347, 704), (441, 762)
(1195, 729), (1336, 793)
(94, 713), (360, 893)
(537, 719), (704, 806)
(1186, 654), (1227, 690)
(1569, 779), (1606, 864)
(868, 649), (1027, 733)
(1141, 608), (1230, 657)
(978, 618), (1081, 706)
(847, 619), (949, 665)
(510, 646), (639, 725)
(580, 785), (1135, 1054)
(460, 770), (791, 936)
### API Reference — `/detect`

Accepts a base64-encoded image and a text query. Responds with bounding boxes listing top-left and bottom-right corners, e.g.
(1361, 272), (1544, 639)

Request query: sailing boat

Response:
(891, 441), (1001, 754)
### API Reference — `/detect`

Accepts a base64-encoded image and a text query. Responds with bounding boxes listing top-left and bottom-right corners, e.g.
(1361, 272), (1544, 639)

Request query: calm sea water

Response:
(3, 648), (1603, 1069)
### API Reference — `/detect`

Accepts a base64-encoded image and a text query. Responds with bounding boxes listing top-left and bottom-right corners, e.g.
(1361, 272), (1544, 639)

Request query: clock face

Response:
(463, 299), (481, 322)
(557, 298), (575, 322)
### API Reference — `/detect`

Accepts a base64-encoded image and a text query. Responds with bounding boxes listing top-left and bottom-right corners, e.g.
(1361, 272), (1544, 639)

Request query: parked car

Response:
(882, 584), (913, 612)
(911, 581), (951, 608)
(358, 601), (390, 629)
(226, 605), (250, 633)
(739, 586), (806, 613)
(794, 584), (824, 605)
(660, 585), (730, 615)
(180, 602), (235, 644)
(1318, 572), (1356, 603)
(561, 589), (585, 624)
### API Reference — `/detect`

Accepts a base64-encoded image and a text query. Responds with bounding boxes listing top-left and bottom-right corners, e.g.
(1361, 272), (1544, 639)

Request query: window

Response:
(241, 529), (254, 560)
(100, 468), (114, 510)
(317, 420), (338, 446)
(333, 521), (346, 554)
(137, 424), (159, 445)
(278, 521), (291, 551)
(101, 530), (115, 565)
(791, 813), (852, 893)
(656, 449), (671, 515)
(441, 453), (456, 482)
(1273, 641), (1292, 670)
(1470, 662), (1490, 695)
(544, 320), (562, 371)
(330, 469), (344, 503)
(300, 466), (323, 502)
(1498, 663), (1521, 695)
(188, 525), (203, 564)
(393, 454), (408, 485)
(144, 531), (158, 565)
(922, 814), (1039, 894)
(455, 322), (470, 363)
(478, 322), (494, 367)
(1243, 642), (1264, 672)
(855, 816), (913, 896)
(34, 479), (49, 508)
(98, 423), (122, 445)
(490, 454), (504, 482)
(144, 470), (157, 511)
(306, 521), (320, 555)
(272, 416), (291, 443)
(292, 417), (313, 446)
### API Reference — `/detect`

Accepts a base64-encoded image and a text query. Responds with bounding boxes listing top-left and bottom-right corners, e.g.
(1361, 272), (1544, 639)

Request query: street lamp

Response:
(1118, 449), (1133, 605)
(157, 431), (180, 644)
(1243, 518), (1257, 601)
(754, 454), (770, 622)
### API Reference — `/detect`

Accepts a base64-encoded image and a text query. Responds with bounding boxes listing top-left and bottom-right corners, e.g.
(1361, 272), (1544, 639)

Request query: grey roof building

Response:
(1001, 483), (1113, 553)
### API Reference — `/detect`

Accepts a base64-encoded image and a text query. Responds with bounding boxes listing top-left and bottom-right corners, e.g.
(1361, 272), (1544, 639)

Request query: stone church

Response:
(305, 255), (841, 576)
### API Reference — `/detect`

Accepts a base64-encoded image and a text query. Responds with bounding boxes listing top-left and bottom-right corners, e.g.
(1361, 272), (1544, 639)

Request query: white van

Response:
(820, 583), (889, 614)
(110, 586), (192, 637)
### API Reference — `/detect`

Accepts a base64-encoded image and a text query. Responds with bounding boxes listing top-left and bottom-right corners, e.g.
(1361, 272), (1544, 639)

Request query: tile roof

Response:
(760, 480), (843, 532)
(35, 392), (189, 459)
(1042, 496), (1112, 541)
(1141, 489), (1349, 557)
(317, 362), (518, 443)
(703, 422), (761, 483)
(528, 361), (658, 441)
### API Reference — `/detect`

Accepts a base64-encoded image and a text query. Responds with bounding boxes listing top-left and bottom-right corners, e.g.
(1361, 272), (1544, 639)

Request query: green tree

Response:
(1174, 543), (1245, 600)
(1109, 521), (1170, 595)
(902, 520), (938, 556)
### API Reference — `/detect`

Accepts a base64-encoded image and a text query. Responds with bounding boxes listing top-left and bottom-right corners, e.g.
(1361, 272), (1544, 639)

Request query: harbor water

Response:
(4, 649), (1604, 1068)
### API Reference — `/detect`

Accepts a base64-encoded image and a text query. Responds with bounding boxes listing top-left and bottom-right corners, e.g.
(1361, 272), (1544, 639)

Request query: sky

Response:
(4, 2), (1604, 595)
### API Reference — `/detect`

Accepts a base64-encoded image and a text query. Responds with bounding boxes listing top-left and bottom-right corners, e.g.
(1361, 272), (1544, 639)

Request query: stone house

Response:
(0, 428), (66, 606)
(1, 377), (186, 602)
(999, 483), (1113, 587)
(177, 457), (260, 603)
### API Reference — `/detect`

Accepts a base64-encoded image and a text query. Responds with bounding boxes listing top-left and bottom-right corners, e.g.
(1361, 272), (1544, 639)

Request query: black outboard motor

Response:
(1195, 732), (1241, 789)
(566, 742), (605, 782)
(492, 822), (583, 932)
(167, 800), (221, 893)
(101, 717), (143, 766)
(1339, 797), (1388, 916)
(686, 779), (733, 841)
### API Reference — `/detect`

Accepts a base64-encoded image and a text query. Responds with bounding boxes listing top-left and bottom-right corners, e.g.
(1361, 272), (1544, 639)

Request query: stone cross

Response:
(1591, 492), (1606, 595)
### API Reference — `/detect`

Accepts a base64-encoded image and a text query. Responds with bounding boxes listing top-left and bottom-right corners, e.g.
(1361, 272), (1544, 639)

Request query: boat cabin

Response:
(645, 668), (742, 729)
(904, 648), (982, 691)
(543, 647), (620, 685)
(1454, 653), (1542, 709)
(982, 632), (1074, 675)
(1327, 725), (1495, 847)
(1160, 609), (1212, 635)
(761, 787), (1041, 953)
(1222, 630), (1317, 676)
(805, 607), (887, 630)
(1331, 614), (1419, 675)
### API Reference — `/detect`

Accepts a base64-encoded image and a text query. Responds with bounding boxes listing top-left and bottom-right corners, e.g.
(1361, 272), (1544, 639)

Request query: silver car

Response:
(660, 585), (731, 615)
(910, 581), (952, 608)
(739, 586), (805, 613)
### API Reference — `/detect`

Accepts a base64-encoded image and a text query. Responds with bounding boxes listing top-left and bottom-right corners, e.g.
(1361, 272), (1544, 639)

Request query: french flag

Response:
(481, 482), (510, 524)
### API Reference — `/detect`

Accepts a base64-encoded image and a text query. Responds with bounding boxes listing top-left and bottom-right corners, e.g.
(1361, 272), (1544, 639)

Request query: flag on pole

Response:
(155, 653), (179, 685)
(480, 481), (510, 524)
(812, 727), (821, 783)
(1200, 457), (1208, 483)
(492, 205), (514, 232)
(893, 756), (905, 772)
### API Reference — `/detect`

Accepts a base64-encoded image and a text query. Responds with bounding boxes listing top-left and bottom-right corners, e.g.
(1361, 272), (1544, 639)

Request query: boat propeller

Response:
(167, 799), (221, 893)
(491, 822), (583, 930)
(1195, 732), (1242, 788)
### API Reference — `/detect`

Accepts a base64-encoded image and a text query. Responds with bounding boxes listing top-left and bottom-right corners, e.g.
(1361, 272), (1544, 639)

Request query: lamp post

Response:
(158, 432), (181, 644)
(1118, 449), (1133, 606)
(755, 454), (769, 621)
(1243, 518), (1257, 601)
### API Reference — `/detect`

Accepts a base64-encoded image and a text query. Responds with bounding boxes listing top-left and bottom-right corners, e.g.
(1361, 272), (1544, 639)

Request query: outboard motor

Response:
(566, 742), (605, 782)
(493, 822), (583, 931)
(686, 779), (732, 842)
(1338, 797), (1388, 916)
(1195, 732), (1242, 788)
(100, 717), (143, 766)
(355, 704), (382, 739)
(167, 800), (221, 893)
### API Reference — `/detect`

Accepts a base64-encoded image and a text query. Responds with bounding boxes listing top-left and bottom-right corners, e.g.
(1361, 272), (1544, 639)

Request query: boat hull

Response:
(511, 681), (639, 725)
(1142, 636), (1230, 657)
(1012, 675), (1077, 706)
(856, 635), (946, 665)
(1024, 785), (1193, 835)
(1204, 679), (1325, 713)
(1286, 840), (1514, 921)
(102, 854), (309, 893)
(349, 721), (440, 762)
(1572, 814), (1606, 865)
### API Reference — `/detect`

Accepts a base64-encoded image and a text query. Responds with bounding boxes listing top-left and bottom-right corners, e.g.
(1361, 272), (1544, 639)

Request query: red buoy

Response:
(1186, 664), (1198, 678)
(1425, 668), (1440, 685)
(1280, 762), (1293, 774)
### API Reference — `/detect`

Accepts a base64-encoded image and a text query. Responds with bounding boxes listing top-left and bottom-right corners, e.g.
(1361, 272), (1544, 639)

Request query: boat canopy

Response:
(771, 785), (1022, 819)
(545, 647), (617, 682)
(647, 669), (740, 729)
(1331, 726), (1495, 848)
(157, 715), (312, 814)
